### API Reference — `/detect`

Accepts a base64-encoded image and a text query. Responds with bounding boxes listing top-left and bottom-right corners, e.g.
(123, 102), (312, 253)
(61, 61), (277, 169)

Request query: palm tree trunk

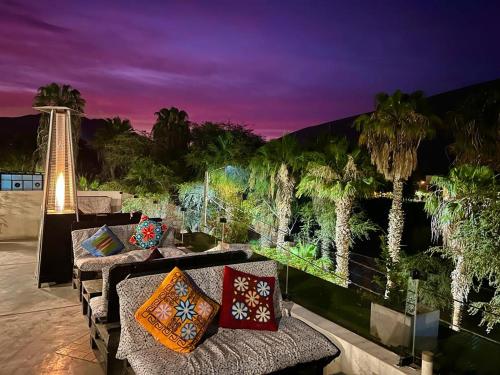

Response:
(386, 178), (405, 295)
(335, 197), (353, 288)
(276, 163), (294, 250)
(388, 178), (405, 263)
(450, 254), (468, 331)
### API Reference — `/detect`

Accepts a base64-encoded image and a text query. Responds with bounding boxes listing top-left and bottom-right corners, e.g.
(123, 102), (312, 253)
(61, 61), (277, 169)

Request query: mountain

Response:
(0, 114), (107, 143)
(289, 78), (500, 178)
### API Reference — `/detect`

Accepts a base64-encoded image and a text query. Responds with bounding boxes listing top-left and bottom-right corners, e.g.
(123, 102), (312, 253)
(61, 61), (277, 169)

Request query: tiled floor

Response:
(0, 241), (103, 375)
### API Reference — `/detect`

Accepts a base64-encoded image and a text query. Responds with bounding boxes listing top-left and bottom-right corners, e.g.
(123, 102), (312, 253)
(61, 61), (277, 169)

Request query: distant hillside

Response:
(290, 78), (500, 178)
(0, 114), (107, 143)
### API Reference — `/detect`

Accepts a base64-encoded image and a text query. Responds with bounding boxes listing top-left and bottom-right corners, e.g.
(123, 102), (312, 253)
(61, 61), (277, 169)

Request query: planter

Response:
(370, 302), (439, 352)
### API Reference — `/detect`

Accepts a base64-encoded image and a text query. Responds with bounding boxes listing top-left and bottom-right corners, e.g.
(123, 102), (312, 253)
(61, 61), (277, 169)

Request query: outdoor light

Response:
(220, 217), (227, 244)
(180, 206), (187, 243)
(34, 106), (81, 287)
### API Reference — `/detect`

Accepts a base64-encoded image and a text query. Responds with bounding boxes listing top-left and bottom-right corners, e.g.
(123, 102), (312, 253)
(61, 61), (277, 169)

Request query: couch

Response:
(115, 260), (340, 374)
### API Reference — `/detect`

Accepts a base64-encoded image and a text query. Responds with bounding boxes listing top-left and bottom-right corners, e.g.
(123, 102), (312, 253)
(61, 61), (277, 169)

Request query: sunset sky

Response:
(1, 0), (499, 138)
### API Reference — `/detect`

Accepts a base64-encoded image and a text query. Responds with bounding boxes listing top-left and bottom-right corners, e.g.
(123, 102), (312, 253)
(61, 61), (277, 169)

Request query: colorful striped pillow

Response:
(81, 225), (125, 257)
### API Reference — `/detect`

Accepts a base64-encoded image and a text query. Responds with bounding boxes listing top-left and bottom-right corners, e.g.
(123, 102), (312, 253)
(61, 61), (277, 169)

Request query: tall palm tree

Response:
(297, 138), (375, 286)
(152, 107), (190, 165)
(250, 136), (301, 249)
(425, 165), (495, 330)
(355, 90), (435, 268)
(33, 83), (86, 168)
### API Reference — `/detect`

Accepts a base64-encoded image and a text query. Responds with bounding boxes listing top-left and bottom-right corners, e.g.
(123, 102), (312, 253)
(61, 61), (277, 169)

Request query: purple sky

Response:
(1, 0), (499, 138)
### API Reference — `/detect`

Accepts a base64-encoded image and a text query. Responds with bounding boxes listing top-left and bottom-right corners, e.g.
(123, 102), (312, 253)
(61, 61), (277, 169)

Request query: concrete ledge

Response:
(290, 303), (420, 375)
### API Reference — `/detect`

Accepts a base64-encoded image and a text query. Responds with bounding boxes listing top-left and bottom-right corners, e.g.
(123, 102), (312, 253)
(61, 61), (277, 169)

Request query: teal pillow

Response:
(129, 215), (167, 249)
(82, 225), (125, 257)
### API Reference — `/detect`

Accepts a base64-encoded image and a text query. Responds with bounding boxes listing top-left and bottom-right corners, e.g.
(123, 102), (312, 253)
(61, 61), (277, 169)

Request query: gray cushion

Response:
(101, 247), (187, 301)
(89, 296), (107, 319)
(127, 317), (339, 375)
(116, 260), (282, 360)
(74, 249), (149, 272)
(97, 247), (252, 320)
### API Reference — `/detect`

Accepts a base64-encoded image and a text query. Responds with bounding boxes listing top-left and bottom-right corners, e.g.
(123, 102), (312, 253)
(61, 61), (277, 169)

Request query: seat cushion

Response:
(127, 316), (339, 375)
(75, 249), (149, 272)
(116, 260), (282, 360)
(89, 296), (107, 319)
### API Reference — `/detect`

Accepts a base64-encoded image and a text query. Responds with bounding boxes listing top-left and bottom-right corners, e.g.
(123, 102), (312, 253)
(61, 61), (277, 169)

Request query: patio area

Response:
(0, 241), (102, 375)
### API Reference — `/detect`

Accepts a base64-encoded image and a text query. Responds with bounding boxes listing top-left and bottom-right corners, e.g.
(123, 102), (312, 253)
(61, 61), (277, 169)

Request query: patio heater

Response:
(35, 106), (80, 287)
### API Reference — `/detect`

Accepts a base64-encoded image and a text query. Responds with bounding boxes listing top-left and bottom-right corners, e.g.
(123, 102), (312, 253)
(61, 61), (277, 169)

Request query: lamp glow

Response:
(55, 172), (65, 213)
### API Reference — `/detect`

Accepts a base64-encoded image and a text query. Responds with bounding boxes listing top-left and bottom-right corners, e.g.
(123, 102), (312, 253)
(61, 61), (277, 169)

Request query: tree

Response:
(355, 90), (436, 269)
(124, 156), (174, 194)
(152, 107), (190, 170)
(425, 165), (496, 330)
(250, 136), (302, 249)
(186, 122), (263, 175)
(99, 132), (151, 180)
(447, 88), (500, 171)
(297, 138), (376, 286)
(33, 83), (85, 168)
(92, 117), (133, 177)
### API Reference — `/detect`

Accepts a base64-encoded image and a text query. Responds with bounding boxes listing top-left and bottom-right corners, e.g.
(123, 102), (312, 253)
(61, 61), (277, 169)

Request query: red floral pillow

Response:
(219, 266), (278, 331)
(129, 215), (168, 250)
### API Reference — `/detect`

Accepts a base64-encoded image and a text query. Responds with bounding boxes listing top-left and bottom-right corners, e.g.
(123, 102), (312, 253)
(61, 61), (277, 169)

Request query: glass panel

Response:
(23, 181), (33, 190)
(33, 174), (43, 181)
(1, 174), (12, 180)
(1, 180), (11, 190)
(22, 175), (33, 180)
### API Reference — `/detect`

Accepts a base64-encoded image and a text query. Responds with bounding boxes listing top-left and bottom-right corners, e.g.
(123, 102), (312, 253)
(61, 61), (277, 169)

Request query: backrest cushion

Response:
(81, 225), (125, 257)
(135, 267), (219, 353)
(116, 260), (281, 359)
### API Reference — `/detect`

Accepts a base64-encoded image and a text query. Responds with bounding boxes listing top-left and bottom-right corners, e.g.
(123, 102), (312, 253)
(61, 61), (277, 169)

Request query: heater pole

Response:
(67, 109), (79, 221)
(36, 109), (55, 287)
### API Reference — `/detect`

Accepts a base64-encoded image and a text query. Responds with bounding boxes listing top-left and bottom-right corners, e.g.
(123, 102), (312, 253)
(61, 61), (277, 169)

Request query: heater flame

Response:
(55, 172), (65, 213)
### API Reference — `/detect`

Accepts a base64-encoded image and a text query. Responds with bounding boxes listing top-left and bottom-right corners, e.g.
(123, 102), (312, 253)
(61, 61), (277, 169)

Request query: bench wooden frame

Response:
(89, 250), (253, 374)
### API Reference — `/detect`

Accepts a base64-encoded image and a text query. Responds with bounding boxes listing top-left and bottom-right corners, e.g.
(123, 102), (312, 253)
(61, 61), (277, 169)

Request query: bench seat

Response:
(127, 317), (338, 375)
(115, 260), (339, 374)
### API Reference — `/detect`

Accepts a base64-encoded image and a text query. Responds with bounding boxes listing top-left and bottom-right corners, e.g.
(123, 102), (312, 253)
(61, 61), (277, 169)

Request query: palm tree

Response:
(33, 83), (86, 168)
(355, 90), (435, 268)
(250, 136), (301, 249)
(152, 107), (190, 166)
(425, 165), (495, 330)
(297, 138), (375, 286)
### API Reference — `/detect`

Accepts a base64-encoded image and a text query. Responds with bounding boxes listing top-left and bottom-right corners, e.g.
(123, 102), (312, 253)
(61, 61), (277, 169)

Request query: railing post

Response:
(202, 170), (209, 232)
(421, 351), (433, 375)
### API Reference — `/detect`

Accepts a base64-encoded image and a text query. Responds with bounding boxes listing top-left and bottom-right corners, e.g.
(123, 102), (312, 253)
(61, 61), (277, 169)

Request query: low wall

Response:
(0, 191), (43, 241)
(77, 191), (133, 213)
(0, 190), (131, 241)
(290, 304), (420, 375)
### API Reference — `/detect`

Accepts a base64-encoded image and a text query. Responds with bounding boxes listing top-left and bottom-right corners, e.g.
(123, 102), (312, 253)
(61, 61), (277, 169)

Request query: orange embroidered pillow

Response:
(135, 267), (219, 353)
